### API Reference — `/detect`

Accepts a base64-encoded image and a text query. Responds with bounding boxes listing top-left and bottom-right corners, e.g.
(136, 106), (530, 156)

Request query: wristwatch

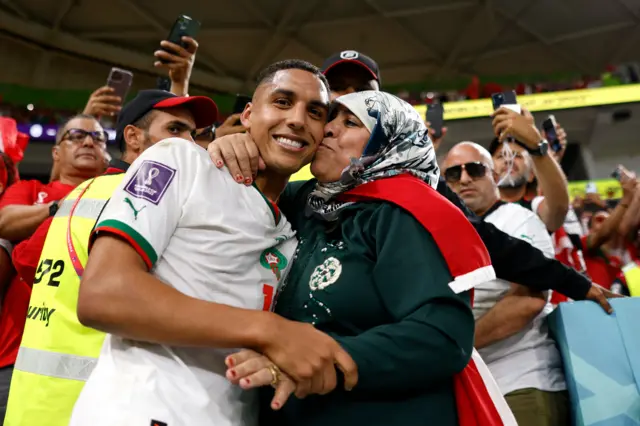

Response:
(48, 200), (59, 217)
(519, 139), (549, 157)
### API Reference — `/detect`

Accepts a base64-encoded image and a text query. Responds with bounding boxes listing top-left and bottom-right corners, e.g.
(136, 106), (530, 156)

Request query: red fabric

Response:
(341, 174), (508, 426)
(13, 217), (54, 287)
(0, 180), (75, 367)
(550, 228), (587, 304)
(0, 180), (74, 209)
(0, 117), (29, 165)
(581, 235), (621, 289)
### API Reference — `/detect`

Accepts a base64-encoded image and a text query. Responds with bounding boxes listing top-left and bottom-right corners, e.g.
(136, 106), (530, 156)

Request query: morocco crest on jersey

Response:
(260, 248), (287, 280)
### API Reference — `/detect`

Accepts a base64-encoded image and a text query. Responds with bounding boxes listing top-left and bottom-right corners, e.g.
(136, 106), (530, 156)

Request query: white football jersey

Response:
(70, 138), (298, 426)
(474, 202), (566, 396)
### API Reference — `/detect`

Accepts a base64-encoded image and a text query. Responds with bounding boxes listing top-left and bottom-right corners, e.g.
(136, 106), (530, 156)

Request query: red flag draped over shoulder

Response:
(340, 174), (517, 426)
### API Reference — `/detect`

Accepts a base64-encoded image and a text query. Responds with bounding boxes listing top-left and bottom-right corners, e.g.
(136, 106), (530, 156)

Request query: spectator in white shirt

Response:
(443, 141), (568, 426)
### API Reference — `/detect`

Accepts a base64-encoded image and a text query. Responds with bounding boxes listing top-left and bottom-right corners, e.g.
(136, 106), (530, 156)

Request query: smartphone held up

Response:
(161, 15), (201, 62)
(107, 68), (133, 104)
(491, 90), (521, 114)
(542, 115), (562, 153)
(426, 104), (444, 139)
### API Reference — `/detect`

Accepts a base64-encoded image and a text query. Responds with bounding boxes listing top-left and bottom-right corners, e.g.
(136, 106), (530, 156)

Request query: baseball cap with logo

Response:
(321, 50), (381, 85)
(115, 89), (218, 151)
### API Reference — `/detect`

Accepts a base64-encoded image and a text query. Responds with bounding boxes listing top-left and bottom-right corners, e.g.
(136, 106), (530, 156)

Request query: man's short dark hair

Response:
(255, 59), (330, 94)
(119, 110), (157, 152)
(55, 114), (99, 144)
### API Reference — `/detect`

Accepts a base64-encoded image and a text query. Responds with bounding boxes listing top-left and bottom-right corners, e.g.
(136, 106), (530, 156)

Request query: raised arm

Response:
(492, 107), (569, 231)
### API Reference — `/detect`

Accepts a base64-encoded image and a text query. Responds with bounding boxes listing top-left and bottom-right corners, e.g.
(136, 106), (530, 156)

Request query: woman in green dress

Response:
(225, 91), (510, 426)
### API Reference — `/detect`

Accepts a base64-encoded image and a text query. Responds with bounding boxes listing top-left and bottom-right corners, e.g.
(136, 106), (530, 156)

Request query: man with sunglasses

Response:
(443, 142), (569, 426)
(0, 114), (107, 420)
(4, 89), (218, 426)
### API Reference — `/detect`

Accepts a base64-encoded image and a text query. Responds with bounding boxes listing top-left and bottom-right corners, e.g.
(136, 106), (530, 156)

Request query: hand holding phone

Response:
(542, 115), (561, 152)
(491, 90), (521, 114)
(107, 67), (133, 103)
(160, 15), (200, 62)
(426, 104), (444, 139)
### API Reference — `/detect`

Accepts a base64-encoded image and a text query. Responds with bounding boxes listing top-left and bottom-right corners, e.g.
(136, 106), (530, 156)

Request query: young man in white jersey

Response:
(442, 142), (568, 426)
(70, 60), (358, 426)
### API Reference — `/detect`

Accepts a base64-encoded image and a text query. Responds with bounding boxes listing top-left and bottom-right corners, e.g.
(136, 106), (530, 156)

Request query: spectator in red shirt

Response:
(580, 174), (637, 289)
(0, 114), (107, 415)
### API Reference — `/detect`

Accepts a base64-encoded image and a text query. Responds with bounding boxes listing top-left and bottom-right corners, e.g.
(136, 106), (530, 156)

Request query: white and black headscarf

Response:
(307, 91), (440, 221)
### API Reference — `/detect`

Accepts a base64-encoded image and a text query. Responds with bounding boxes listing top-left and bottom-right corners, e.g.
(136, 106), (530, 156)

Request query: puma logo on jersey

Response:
(26, 304), (56, 327)
(124, 197), (146, 220)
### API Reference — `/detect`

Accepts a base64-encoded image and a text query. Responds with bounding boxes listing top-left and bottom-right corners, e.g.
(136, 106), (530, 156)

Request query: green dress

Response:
(261, 180), (475, 426)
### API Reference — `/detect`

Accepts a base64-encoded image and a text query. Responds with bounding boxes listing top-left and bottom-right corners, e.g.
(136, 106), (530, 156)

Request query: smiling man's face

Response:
(241, 68), (330, 177)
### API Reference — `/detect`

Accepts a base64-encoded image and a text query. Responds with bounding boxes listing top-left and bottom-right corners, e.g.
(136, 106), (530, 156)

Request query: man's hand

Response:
(83, 86), (121, 117)
(425, 120), (448, 152)
(208, 132), (265, 184)
(254, 316), (358, 398)
(618, 166), (637, 205)
(154, 36), (198, 96)
(585, 283), (624, 314)
(226, 349), (296, 410)
(491, 107), (543, 149)
(216, 114), (246, 138)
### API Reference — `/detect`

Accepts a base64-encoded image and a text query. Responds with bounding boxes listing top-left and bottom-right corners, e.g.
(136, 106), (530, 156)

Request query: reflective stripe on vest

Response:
(14, 346), (96, 381)
(4, 173), (125, 426)
(56, 197), (108, 220)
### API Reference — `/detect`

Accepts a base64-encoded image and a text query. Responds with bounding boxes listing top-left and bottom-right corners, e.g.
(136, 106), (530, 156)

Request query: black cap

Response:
(115, 89), (218, 150)
(321, 50), (381, 85)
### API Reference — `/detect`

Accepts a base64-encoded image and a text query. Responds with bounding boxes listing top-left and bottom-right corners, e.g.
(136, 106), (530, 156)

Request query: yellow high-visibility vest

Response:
(622, 261), (640, 297)
(4, 173), (125, 426)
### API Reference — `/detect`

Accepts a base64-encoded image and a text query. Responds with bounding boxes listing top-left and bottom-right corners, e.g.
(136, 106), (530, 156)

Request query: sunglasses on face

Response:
(60, 128), (108, 145)
(192, 125), (215, 143)
(444, 162), (488, 183)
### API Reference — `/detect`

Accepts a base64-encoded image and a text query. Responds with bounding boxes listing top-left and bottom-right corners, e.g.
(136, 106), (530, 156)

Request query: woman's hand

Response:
(226, 349), (297, 410)
(207, 133), (265, 185)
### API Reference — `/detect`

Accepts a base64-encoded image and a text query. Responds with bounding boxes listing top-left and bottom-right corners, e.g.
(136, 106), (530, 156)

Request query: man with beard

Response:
(489, 108), (569, 232)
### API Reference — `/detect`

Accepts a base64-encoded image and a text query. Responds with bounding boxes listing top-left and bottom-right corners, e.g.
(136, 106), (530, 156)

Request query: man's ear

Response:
(52, 145), (60, 162)
(123, 125), (142, 154)
(240, 103), (252, 129)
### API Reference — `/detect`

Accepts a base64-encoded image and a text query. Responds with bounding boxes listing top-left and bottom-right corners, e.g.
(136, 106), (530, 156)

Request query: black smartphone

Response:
(542, 115), (562, 152)
(491, 90), (517, 110)
(107, 67), (133, 104)
(426, 104), (444, 139)
(233, 95), (252, 114)
(162, 15), (201, 61)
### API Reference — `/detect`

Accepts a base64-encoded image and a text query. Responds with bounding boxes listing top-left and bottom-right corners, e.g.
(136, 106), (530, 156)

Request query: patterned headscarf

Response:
(307, 91), (440, 221)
